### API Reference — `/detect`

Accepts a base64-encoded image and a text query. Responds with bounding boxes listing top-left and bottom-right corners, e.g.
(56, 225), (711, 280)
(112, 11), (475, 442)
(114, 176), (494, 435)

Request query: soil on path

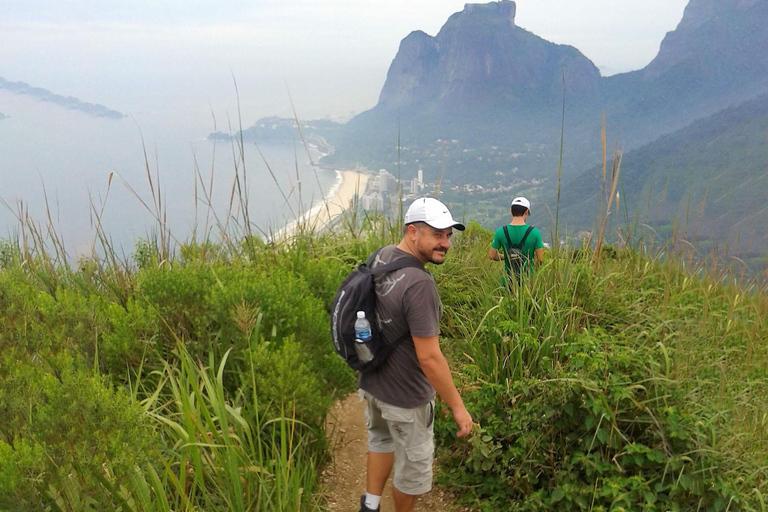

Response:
(320, 392), (475, 512)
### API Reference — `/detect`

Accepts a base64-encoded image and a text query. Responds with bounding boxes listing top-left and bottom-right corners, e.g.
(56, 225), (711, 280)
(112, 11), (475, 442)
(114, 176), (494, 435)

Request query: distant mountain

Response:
(600, 0), (768, 147)
(327, 0), (768, 185)
(556, 92), (768, 259)
(0, 112), (6, 121)
(0, 77), (125, 119)
(376, 2), (599, 111)
(329, 0), (600, 178)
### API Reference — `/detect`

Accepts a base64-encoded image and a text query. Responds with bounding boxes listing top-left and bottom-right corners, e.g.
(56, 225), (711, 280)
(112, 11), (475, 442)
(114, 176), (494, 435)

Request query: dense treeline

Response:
(0, 218), (766, 510)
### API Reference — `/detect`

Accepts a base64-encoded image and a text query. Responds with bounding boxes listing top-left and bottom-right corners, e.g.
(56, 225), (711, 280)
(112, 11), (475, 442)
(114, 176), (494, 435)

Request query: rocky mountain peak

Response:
(462, 1), (516, 27)
(376, 0), (598, 110)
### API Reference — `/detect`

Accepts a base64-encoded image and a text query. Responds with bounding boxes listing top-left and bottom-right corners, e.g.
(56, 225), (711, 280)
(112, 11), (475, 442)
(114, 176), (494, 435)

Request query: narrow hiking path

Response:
(321, 392), (475, 512)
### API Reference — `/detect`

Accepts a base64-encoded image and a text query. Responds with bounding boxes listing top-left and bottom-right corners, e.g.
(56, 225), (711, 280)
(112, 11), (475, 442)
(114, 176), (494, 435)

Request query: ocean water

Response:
(0, 92), (337, 256)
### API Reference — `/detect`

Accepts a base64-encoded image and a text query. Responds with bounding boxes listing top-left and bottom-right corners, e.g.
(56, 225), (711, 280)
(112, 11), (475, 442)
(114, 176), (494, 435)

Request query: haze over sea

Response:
(0, 91), (336, 256)
(0, 1), (693, 257)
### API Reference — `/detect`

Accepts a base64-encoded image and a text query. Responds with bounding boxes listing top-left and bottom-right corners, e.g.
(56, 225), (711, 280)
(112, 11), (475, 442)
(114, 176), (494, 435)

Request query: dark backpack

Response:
(502, 225), (534, 281)
(330, 248), (424, 372)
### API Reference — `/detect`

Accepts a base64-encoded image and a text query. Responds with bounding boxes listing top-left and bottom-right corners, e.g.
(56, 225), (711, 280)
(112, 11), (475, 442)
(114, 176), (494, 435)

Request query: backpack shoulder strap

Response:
(504, 225), (533, 250)
(502, 225), (513, 250)
(518, 226), (534, 248)
(363, 247), (425, 275)
(500, 225), (514, 270)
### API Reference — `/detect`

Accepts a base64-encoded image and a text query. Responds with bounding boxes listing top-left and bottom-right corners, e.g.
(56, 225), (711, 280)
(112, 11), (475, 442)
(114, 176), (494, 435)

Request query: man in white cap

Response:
(357, 197), (473, 512)
(489, 196), (544, 286)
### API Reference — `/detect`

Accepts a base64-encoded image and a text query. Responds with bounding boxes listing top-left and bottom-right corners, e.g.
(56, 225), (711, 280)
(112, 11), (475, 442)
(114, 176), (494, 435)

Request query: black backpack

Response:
(502, 225), (534, 281)
(330, 248), (424, 372)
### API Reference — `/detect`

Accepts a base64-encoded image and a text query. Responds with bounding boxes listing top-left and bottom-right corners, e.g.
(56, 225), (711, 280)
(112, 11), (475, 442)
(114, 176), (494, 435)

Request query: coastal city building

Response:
(357, 168), (427, 213)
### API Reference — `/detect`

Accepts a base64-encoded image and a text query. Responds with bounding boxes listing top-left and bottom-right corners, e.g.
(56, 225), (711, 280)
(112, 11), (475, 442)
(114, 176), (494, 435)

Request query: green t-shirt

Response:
(491, 224), (544, 278)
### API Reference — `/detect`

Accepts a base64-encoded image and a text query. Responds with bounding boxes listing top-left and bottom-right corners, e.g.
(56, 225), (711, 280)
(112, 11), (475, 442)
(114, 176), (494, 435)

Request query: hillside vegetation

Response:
(0, 215), (766, 511)
(557, 92), (768, 263)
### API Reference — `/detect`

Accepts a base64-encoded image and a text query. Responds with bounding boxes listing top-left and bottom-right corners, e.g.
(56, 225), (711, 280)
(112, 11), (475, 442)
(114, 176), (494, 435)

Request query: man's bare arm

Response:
(413, 335), (472, 437)
(488, 248), (504, 261)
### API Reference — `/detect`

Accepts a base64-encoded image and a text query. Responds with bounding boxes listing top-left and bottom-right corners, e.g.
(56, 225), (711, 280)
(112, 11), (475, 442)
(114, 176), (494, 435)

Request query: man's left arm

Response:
(413, 335), (473, 438)
(404, 281), (473, 437)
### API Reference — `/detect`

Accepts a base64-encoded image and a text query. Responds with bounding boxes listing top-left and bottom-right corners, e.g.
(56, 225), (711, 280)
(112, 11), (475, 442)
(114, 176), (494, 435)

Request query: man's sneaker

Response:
(358, 495), (380, 512)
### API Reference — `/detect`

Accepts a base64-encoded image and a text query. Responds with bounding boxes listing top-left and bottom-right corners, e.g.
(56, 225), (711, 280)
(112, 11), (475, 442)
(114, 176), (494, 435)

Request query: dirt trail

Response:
(320, 392), (473, 512)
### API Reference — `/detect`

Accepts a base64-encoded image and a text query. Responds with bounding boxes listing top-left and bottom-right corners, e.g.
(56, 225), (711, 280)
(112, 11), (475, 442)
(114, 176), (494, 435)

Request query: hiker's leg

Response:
(366, 451), (394, 495)
(364, 392), (395, 497)
(392, 487), (417, 512)
(389, 400), (435, 511)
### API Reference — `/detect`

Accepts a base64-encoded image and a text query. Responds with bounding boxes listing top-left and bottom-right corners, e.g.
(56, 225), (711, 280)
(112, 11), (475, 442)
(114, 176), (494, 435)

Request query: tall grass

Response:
(115, 344), (323, 511)
(0, 100), (374, 510)
(434, 217), (767, 509)
(2, 93), (767, 510)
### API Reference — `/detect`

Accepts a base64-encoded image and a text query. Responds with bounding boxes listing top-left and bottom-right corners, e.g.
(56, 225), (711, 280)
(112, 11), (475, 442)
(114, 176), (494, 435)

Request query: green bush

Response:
(246, 337), (332, 428)
(0, 222), (763, 510)
(135, 262), (354, 395)
(437, 329), (740, 511)
(434, 238), (766, 511)
(100, 298), (159, 377)
(0, 354), (151, 510)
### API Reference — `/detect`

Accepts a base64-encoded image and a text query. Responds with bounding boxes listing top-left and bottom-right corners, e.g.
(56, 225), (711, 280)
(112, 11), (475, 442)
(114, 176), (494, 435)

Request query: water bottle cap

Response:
(356, 311), (365, 319)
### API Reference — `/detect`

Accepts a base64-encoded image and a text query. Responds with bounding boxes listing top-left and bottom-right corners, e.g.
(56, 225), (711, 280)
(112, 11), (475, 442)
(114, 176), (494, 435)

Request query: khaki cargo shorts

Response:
(361, 390), (435, 496)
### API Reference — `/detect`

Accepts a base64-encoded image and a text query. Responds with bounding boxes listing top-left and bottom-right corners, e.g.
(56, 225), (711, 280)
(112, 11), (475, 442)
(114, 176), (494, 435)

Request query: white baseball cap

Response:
(510, 196), (531, 212)
(404, 197), (465, 231)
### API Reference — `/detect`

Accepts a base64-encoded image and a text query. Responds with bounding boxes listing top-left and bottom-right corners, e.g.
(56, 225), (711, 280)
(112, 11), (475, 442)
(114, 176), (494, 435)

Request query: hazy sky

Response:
(1, 0), (689, 121)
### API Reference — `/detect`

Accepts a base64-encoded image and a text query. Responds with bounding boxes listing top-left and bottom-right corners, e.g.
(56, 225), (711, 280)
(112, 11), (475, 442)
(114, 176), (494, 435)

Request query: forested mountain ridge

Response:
(599, 0), (768, 151)
(556, 92), (768, 263)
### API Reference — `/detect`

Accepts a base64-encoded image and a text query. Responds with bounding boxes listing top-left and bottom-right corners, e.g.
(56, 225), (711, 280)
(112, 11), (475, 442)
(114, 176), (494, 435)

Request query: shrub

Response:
(246, 337), (332, 428)
(0, 354), (151, 510)
(437, 329), (740, 511)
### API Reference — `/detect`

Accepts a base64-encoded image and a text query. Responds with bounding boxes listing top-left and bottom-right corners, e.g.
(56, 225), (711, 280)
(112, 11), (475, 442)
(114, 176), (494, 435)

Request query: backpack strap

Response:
(360, 247), (426, 361)
(363, 247), (425, 275)
(502, 225), (513, 249)
(518, 225), (534, 249)
(503, 225), (534, 250)
(502, 225), (514, 269)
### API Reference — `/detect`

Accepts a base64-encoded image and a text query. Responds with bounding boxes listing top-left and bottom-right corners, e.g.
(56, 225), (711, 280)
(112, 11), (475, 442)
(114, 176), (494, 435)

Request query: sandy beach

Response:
(275, 169), (368, 240)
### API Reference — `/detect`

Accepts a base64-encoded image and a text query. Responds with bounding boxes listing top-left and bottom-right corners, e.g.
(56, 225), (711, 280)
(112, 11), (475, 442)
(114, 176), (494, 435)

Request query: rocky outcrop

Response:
(377, 31), (441, 109)
(376, 1), (600, 111)
(464, 0), (516, 25)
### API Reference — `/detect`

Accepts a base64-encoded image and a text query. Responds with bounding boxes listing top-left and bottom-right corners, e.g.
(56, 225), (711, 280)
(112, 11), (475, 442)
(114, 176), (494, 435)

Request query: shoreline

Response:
(273, 169), (368, 241)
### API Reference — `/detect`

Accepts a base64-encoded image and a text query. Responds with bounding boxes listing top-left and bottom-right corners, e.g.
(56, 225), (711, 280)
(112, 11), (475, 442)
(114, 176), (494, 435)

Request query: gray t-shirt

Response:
(358, 245), (441, 408)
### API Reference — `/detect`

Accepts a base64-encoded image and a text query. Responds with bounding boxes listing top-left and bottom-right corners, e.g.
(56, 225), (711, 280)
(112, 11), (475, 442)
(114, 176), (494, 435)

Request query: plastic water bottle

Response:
(354, 311), (374, 363)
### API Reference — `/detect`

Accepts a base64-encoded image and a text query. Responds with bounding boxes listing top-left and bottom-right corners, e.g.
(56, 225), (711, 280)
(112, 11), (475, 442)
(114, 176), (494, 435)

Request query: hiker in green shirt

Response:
(489, 196), (544, 285)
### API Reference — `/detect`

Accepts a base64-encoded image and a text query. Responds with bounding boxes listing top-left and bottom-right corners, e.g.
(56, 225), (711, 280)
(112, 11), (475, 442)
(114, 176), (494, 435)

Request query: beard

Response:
(422, 246), (447, 265)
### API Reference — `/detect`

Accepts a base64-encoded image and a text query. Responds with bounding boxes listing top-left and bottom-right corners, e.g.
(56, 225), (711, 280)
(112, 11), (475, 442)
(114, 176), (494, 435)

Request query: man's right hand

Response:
(453, 406), (473, 438)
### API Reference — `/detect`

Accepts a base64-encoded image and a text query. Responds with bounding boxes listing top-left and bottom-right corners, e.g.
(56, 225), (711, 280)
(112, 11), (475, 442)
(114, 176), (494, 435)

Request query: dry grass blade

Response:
(288, 86), (331, 224)
(231, 73), (253, 240)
